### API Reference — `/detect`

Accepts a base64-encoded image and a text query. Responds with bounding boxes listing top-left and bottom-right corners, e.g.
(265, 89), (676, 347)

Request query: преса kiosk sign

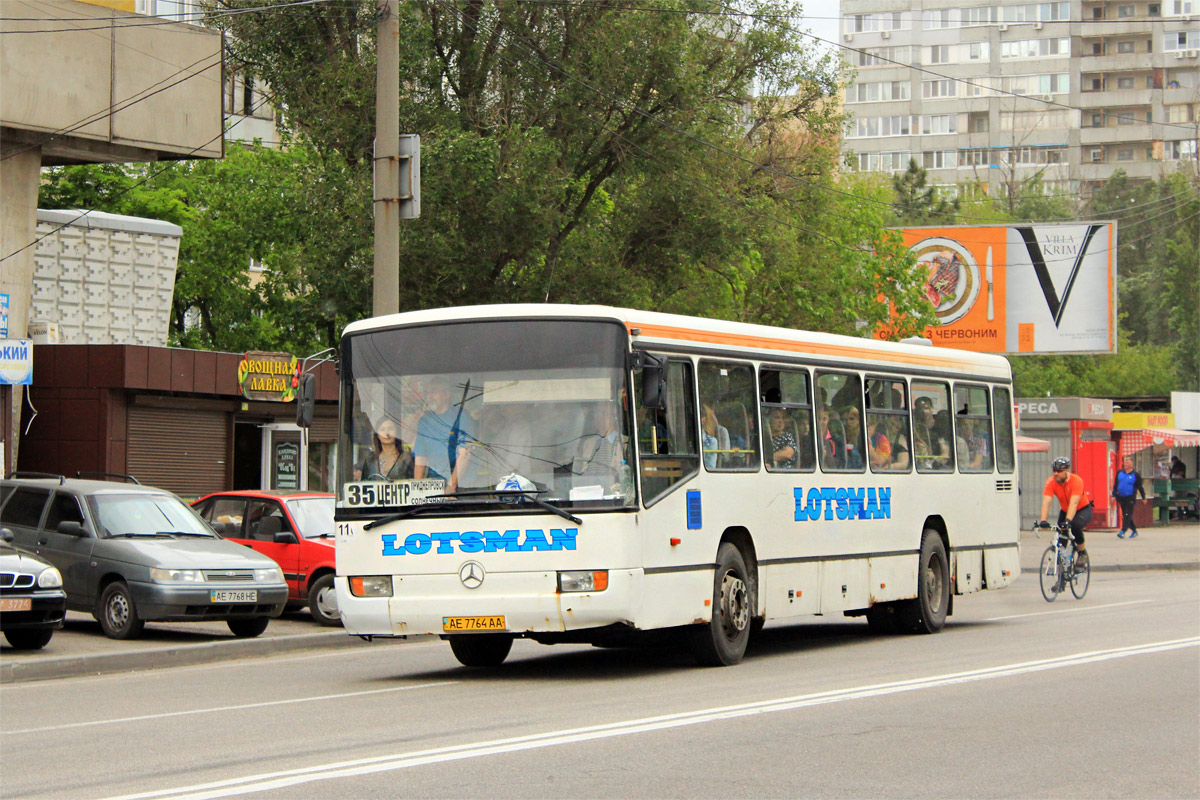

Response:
(878, 222), (1118, 355)
(238, 351), (297, 402)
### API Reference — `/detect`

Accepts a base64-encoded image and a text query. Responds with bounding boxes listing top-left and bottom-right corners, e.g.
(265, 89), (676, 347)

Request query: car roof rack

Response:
(76, 472), (141, 484)
(6, 471), (66, 484)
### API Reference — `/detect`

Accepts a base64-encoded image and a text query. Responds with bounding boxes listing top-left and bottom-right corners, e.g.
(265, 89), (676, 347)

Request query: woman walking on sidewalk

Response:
(1112, 456), (1145, 539)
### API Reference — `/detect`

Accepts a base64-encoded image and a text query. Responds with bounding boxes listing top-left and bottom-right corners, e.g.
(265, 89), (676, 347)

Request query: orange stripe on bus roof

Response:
(627, 322), (978, 370)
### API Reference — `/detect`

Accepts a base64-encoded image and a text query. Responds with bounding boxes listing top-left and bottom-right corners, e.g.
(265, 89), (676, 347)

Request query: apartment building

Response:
(840, 0), (1199, 199)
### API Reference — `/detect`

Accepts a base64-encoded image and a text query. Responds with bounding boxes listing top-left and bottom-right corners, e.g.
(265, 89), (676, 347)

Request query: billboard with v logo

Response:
(878, 222), (1117, 355)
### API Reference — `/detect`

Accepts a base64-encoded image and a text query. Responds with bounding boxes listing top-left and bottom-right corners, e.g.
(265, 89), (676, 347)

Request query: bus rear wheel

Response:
(688, 542), (752, 666)
(897, 529), (949, 634)
(448, 633), (514, 667)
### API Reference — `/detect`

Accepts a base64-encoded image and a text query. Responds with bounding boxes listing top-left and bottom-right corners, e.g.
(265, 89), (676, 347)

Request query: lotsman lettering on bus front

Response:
(380, 528), (578, 556)
(792, 487), (891, 522)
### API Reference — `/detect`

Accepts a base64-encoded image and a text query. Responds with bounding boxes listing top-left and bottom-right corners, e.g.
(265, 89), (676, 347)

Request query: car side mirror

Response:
(57, 521), (85, 536)
(0, 527), (13, 544)
(296, 372), (316, 428)
(274, 531), (299, 545)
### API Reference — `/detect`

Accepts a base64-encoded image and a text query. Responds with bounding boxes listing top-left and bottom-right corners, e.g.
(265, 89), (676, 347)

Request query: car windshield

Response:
(340, 318), (634, 514)
(285, 497), (335, 539)
(88, 494), (216, 538)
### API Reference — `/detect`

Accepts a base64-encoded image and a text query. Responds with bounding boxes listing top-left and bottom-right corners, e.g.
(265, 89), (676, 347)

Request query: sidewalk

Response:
(1019, 520), (1199, 574)
(4, 522), (1196, 685)
(0, 610), (411, 685)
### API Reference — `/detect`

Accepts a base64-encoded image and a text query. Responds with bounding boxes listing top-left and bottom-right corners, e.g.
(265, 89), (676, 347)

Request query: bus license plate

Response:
(443, 615), (506, 631)
(211, 590), (257, 603)
(0, 598), (32, 612)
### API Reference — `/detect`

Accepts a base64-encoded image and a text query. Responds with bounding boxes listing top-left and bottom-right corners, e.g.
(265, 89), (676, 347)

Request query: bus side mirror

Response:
(639, 353), (667, 410)
(296, 372), (316, 428)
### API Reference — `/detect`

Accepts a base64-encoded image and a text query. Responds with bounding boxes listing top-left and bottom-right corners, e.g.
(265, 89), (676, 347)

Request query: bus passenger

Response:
(767, 407), (797, 469)
(841, 405), (865, 469)
(866, 416), (891, 470)
(358, 417), (413, 481)
(888, 418), (911, 470)
(413, 377), (474, 492)
(575, 402), (626, 487)
(701, 403), (730, 469)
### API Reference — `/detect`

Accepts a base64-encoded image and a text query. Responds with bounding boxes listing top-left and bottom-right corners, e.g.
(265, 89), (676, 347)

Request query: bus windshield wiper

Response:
(441, 489), (583, 525)
(363, 491), (583, 531)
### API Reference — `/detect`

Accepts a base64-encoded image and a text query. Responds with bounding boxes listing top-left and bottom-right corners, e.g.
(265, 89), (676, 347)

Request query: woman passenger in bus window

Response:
(888, 418), (911, 470)
(818, 407), (841, 468)
(701, 403), (730, 470)
(767, 407), (797, 470)
(357, 418), (413, 481)
(841, 405), (865, 469)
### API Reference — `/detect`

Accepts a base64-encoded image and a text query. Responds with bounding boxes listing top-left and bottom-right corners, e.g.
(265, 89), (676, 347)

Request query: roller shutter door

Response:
(128, 407), (229, 498)
(309, 415), (338, 443)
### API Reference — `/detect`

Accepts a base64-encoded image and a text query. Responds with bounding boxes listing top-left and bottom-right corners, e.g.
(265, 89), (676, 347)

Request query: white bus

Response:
(328, 304), (1019, 667)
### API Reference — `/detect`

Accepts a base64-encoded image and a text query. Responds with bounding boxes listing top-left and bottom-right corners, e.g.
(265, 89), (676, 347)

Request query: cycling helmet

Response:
(1051, 456), (1070, 471)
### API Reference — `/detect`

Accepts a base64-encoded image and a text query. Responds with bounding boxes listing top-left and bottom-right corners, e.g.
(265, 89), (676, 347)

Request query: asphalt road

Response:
(1, 568), (1196, 800)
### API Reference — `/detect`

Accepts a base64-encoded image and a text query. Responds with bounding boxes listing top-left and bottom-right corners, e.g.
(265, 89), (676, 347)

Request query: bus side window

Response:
(912, 381), (954, 473)
(993, 386), (1016, 473)
(760, 367), (814, 472)
(816, 372), (866, 472)
(953, 384), (994, 473)
(865, 377), (912, 473)
(635, 359), (699, 504)
(699, 360), (760, 471)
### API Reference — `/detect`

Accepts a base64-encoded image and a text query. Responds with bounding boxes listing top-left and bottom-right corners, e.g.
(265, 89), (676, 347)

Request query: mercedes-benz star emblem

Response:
(458, 561), (485, 589)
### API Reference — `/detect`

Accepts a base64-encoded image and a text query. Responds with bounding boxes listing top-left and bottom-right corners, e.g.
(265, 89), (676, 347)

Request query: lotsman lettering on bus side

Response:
(793, 487), (891, 522)
(380, 528), (579, 556)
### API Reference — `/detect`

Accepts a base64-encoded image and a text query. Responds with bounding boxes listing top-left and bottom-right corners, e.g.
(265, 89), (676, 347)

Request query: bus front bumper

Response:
(335, 569), (642, 638)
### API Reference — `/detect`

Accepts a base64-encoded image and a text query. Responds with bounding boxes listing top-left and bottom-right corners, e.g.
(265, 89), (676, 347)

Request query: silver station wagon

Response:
(0, 475), (288, 639)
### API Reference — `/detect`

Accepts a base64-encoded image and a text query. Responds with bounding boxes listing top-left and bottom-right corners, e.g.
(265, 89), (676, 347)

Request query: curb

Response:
(0, 630), (371, 685)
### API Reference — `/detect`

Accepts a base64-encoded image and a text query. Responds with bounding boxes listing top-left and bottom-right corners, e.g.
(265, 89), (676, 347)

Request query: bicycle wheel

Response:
(1039, 546), (1062, 602)
(1070, 551), (1090, 599)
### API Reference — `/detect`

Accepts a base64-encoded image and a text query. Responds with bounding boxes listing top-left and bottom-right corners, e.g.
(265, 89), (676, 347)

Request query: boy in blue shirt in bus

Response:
(1111, 456), (1145, 539)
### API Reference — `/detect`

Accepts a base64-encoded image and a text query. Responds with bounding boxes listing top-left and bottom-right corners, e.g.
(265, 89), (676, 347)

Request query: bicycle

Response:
(1036, 522), (1090, 601)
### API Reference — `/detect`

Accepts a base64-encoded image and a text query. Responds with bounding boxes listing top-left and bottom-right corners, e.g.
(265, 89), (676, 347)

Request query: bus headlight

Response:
(349, 576), (393, 597)
(557, 570), (608, 593)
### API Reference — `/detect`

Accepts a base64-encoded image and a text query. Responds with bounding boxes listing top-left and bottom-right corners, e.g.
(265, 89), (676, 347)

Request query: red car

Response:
(191, 490), (339, 626)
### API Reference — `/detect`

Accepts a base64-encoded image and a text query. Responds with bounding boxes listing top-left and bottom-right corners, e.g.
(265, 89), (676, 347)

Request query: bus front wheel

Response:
(688, 542), (752, 666)
(448, 633), (514, 667)
(897, 529), (949, 634)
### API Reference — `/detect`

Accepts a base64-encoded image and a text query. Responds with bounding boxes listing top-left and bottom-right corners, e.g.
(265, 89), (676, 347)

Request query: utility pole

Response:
(373, 0), (400, 318)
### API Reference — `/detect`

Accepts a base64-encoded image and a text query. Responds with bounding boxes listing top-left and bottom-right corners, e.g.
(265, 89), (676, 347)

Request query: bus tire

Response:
(898, 530), (949, 634)
(688, 542), (752, 666)
(448, 633), (513, 667)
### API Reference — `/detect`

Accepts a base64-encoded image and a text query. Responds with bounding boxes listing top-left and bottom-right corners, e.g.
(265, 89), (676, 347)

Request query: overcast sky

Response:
(796, 0), (843, 55)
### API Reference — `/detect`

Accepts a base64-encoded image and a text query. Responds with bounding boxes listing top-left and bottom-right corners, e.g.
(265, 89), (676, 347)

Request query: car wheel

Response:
(4, 629), (54, 650)
(99, 582), (146, 640)
(308, 573), (341, 627)
(227, 617), (270, 638)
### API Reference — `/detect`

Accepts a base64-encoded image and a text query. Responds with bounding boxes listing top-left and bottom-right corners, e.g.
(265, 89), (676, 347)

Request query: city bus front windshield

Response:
(339, 319), (634, 514)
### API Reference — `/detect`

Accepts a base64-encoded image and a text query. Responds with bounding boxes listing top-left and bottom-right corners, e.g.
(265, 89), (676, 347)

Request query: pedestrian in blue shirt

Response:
(1111, 456), (1145, 539)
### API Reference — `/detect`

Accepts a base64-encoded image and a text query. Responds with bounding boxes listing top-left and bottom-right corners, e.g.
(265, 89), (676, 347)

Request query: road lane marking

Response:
(2, 682), (458, 736)
(985, 599), (1152, 621)
(98, 637), (1200, 800)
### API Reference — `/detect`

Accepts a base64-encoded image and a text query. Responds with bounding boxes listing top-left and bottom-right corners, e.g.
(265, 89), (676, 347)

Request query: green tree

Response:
(890, 159), (960, 226)
(210, 0), (934, 337)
